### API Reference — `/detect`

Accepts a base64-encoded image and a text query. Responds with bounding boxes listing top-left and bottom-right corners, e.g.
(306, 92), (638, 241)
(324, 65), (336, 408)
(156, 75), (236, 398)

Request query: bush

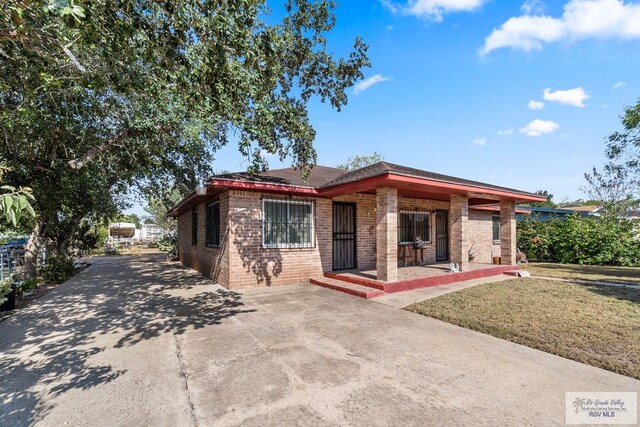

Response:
(0, 275), (14, 305)
(158, 233), (177, 261)
(518, 214), (640, 266)
(41, 255), (75, 283)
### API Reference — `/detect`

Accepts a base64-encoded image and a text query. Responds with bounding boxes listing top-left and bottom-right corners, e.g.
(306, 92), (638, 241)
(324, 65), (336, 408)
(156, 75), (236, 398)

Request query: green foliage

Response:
(525, 190), (556, 208)
(0, 164), (35, 226)
(17, 277), (39, 296)
(41, 255), (75, 283)
(145, 187), (184, 233)
(0, 275), (14, 305)
(1, 0), (368, 263)
(337, 152), (383, 171)
(518, 215), (640, 266)
(158, 234), (177, 261)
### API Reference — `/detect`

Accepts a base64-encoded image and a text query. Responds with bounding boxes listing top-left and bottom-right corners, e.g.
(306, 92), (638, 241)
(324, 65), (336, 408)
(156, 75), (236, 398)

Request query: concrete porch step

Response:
(309, 276), (385, 299)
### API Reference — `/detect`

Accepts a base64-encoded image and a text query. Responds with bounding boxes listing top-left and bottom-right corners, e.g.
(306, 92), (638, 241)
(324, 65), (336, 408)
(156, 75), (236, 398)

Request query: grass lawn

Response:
(408, 278), (640, 379)
(521, 263), (640, 285)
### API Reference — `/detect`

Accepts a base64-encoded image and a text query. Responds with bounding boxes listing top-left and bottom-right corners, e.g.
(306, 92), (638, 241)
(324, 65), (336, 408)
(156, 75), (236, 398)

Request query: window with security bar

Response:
(398, 210), (431, 244)
(492, 214), (501, 242)
(206, 201), (220, 247)
(262, 199), (314, 248)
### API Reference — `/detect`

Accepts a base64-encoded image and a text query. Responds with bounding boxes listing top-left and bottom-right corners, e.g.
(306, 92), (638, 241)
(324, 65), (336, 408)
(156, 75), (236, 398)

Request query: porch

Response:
(310, 262), (518, 299)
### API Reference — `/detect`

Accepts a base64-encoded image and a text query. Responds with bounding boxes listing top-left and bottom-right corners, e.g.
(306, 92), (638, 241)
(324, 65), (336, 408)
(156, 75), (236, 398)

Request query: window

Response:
(492, 214), (501, 242)
(263, 199), (314, 248)
(206, 202), (221, 247)
(398, 210), (431, 244)
(191, 208), (198, 245)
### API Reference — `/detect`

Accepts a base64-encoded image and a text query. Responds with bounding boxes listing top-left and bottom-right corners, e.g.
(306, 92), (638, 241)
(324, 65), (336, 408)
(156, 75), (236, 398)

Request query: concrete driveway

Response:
(1, 255), (638, 426)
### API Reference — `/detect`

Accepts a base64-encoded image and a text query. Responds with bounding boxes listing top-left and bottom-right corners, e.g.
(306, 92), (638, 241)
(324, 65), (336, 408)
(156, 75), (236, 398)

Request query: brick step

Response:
(309, 277), (385, 299)
(324, 272), (387, 291)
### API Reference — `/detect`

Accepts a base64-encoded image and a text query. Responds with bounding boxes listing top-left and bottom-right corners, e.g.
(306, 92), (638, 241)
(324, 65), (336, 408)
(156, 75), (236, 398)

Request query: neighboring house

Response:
(141, 223), (164, 242)
(516, 206), (596, 221)
(168, 162), (545, 289)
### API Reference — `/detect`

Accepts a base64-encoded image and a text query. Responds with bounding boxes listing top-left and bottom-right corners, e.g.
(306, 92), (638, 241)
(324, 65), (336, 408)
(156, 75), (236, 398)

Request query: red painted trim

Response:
(325, 272), (387, 291)
(383, 265), (517, 293)
(319, 172), (546, 203)
(309, 278), (384, 299)
(210, 179), (320, 196)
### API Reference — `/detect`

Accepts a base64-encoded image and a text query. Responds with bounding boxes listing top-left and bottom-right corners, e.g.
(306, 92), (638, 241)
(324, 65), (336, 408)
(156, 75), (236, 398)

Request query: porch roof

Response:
(167, 161), (546, 216)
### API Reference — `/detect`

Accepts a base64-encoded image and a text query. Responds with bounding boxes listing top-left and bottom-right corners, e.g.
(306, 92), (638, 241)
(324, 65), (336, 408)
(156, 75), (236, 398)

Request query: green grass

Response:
(521, 263), (640, 285)
(408, 278), (640, 379)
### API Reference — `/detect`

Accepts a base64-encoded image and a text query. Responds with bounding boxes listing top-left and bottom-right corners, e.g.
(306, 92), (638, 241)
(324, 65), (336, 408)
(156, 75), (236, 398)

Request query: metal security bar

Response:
(262, 199), (314, 248)
(398, 210), (431, 244)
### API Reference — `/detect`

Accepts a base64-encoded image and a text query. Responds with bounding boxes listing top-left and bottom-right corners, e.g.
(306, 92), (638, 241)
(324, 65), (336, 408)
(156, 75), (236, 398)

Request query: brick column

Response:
(449, 195), (469, 271)
(500, 200), (516, 265)
(376, 186), (398, 282)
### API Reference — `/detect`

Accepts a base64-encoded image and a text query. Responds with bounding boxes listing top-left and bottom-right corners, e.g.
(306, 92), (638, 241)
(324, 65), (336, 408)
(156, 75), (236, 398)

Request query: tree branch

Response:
(68, 129), (133, 169)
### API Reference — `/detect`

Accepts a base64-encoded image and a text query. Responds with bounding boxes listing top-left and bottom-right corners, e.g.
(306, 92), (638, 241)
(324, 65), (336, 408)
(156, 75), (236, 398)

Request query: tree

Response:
(0, 163), (35, 226)
(524, 190), (556, 208)
(1, 0), (369, 275)
(582, 165), (638, 216)
(606, 99), (640, 181)
(337, 152), (383, 171)
(144, 187), (185, 234)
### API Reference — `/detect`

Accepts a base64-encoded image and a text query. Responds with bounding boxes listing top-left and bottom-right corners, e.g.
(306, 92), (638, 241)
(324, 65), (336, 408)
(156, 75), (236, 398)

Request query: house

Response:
(168, 162), (546, 289)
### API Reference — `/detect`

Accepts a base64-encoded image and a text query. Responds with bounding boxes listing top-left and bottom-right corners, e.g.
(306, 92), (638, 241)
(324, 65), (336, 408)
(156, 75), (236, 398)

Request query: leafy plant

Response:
(158, 234), (177, 261)
(518, 214), (640, 266)
(41, 255), (74, 283)
(0, 275), (14, 305)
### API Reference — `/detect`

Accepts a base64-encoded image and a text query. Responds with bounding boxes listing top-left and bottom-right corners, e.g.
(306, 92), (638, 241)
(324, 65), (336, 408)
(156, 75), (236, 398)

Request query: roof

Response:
(321, 161), (539, 197)
(559, 205), (602, 212)
(168, 161), (545, 216)
(212, 165), (346, 188)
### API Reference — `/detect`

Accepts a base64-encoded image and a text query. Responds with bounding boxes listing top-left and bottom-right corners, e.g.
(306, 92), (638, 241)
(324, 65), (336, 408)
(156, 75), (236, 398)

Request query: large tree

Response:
(1, 0), (369, 274)
(585, 100), (640, 216)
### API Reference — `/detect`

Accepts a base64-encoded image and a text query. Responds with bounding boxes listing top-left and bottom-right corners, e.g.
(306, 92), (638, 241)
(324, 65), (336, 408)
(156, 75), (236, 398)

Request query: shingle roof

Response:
(211, 165), (346, 188)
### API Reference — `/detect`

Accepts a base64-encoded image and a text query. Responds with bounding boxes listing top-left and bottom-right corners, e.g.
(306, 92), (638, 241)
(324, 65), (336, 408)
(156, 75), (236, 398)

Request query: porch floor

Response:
(313, 263), (519, 298)
(335, 262), (507, 282)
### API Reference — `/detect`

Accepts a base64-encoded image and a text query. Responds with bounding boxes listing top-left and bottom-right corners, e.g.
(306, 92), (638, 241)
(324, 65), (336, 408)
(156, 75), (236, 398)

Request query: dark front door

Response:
(332, 202), (356, 270)
(435, 210), (448, 262)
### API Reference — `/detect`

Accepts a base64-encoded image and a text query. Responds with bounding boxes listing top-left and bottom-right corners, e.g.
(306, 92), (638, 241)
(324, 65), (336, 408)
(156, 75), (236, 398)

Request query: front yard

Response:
(408, 278), (640, 379)
(521, 262), (640, 285)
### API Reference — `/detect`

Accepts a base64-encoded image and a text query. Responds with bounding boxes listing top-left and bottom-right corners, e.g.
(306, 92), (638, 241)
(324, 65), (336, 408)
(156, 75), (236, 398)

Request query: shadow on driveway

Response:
(0, 255), (253, 425)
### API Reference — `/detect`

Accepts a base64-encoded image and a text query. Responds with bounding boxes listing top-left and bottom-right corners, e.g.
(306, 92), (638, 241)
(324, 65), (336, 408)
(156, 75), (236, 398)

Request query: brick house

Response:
(168, 162), (545, 289)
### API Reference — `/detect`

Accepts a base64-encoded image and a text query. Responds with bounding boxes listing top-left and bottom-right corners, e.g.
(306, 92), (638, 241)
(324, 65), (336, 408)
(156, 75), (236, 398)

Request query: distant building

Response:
(516, 206), (597, 221)
(141, 223), (164, 243)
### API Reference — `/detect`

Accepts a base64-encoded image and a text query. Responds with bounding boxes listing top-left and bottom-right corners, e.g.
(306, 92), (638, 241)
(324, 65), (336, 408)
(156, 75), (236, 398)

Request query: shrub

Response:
(41, 255), (75, 283)
(158, 233), (177, 261)
(0, 275), (14, 305)
(518, 214), (640, 266)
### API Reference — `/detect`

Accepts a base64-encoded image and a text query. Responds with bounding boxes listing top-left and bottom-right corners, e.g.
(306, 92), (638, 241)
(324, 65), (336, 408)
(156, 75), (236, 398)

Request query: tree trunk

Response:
(24, 221), (46, 278)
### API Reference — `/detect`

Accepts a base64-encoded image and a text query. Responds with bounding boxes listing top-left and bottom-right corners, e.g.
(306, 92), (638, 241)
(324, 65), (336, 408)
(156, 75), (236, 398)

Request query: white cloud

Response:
(613, 80), (626, 88)
(472, 137), (487, 146)
(383, 0), (488, 21)
(528, 100), (545, 109)
(543, 87), (589, 107)
(481, 0), (640, 55)
(520, 119), (559, 137)
(497, 128), (515, 136)
(386, 24), (394, 31)
(353, 74), (390, 95)
(521, 0), (545, 15)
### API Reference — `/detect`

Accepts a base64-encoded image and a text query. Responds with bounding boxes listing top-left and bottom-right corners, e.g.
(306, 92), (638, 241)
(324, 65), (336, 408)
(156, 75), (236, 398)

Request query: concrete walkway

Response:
(1, 255), (638, 426)
(373, 275), (513, 307)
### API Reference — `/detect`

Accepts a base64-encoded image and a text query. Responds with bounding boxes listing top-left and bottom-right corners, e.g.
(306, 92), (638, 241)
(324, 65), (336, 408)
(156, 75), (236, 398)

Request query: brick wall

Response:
(176, 188), (512, 288)
(468, 210), (501, 264)
(176, 192), (230, 285)
(225, 190), (329, 289)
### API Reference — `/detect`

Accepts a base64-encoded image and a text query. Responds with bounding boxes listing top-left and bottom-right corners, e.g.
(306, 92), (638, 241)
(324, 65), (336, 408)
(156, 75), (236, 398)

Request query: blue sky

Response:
(126, 0), (640, 215)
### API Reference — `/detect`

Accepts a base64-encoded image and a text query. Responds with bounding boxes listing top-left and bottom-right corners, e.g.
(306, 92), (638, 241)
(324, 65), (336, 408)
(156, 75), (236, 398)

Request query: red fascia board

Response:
(319, 172), (546, 202)
(210, 179), (320, 196)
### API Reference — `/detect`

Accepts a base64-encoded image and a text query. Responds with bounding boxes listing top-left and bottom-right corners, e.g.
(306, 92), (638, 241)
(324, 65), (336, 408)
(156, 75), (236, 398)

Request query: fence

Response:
(0, 246), (47, 280)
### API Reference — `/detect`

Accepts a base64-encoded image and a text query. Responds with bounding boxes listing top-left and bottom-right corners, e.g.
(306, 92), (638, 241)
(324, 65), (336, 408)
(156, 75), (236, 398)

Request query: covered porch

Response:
(321, 164), (543, 283)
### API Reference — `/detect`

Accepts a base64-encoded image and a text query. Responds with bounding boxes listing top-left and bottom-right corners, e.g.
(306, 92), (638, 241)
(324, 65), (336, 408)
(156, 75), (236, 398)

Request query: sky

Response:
(126, 0), (640, 215)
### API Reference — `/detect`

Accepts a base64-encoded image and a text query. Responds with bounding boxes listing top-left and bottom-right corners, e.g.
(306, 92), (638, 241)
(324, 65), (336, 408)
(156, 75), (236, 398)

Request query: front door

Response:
(332, 202), (356, 270)
(435, 210), (448, 262)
